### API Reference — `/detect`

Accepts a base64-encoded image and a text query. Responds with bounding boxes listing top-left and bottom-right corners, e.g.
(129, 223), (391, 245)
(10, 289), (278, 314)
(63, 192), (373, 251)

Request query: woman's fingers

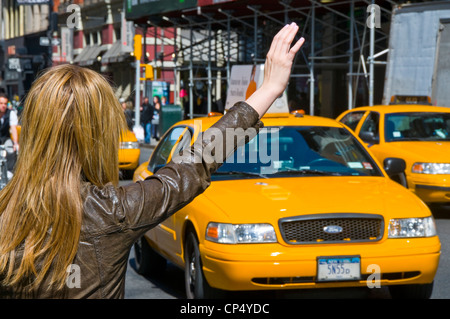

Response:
(262, 23), (304, 93)
(245, 22), (305, 118)
(289, 36), (305, 59)
(272, 24), (290, 43)
(267, 23), (292, 57)
(280, 23), (300, 54)
(268, 23), (304, 68)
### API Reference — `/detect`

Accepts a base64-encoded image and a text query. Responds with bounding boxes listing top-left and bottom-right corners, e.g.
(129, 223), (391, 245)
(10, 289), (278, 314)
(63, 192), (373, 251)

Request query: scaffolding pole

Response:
(309, 1), (315, 116)
(369, 0), (375, 106)
(348, 0), (354, 109)
(189, 28), (194, 119)
(132, 0), (393, 117)
(207, 21), (212, 114)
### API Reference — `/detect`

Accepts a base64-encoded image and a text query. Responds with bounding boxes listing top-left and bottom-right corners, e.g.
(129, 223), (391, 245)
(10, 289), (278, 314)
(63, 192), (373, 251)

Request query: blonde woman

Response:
(0, 23), (304, 298)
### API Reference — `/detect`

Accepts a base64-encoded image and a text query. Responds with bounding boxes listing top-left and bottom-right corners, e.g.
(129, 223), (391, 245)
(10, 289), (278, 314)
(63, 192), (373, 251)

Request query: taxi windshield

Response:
(385, 112), (450, 142)
(212, 126), (382, 181)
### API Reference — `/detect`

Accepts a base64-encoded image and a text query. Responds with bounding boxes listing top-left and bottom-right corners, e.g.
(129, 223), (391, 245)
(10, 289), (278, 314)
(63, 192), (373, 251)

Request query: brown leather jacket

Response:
(1, 102), (263, 298)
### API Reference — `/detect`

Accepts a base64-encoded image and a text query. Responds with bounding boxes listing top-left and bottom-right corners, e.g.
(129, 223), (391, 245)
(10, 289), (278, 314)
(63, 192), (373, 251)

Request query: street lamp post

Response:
(47, 0), (55, 68)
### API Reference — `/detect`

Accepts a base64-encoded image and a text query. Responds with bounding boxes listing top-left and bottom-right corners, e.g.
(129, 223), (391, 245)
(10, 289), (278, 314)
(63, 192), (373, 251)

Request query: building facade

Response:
(57, 0), (136, 101)
(0, 0), (177, 106)
(0, 0), (56, 99)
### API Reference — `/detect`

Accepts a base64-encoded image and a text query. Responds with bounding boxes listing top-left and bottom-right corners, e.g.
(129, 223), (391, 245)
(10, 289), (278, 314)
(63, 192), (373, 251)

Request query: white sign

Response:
(61, 27), (74, 62)
(17, 0), (49, 4)
(40, 37), (61, 46)
(8, 58), (21, 71)
(40, 37), (51, 46)
(121, 12), (134, 53)
(225, 64), (289, 113)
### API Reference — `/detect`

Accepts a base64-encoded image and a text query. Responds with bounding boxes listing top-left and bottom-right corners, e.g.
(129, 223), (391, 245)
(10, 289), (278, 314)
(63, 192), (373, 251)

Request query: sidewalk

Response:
(139, 138), (158, 150)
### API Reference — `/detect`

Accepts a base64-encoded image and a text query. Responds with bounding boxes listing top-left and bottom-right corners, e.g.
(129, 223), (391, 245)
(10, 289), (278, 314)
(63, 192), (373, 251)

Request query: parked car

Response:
(119, 130), (140, 179)
(337, 104), (450, 206)
(133, 111), (440, 299)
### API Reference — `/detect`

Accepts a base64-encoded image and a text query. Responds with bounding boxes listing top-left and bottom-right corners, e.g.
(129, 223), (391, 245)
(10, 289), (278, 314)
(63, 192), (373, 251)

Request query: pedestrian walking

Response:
(121, 98), (134, 130)
(151, 96), (161, 141)
(0, 93), (19, 172)
(0, 23), (304, 298)
(140, 97), (153, 144)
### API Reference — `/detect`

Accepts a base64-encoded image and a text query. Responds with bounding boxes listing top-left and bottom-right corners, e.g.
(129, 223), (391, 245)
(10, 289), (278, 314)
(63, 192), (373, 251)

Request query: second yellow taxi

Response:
(133, 111), (440, 299)
(119, 129), (140, 179)
(337, 103), (450, 205)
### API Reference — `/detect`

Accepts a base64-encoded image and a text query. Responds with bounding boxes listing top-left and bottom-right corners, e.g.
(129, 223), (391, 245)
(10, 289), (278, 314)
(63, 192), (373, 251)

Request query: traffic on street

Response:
(120, 144), (450, 299)
(1, 0), (450, 302)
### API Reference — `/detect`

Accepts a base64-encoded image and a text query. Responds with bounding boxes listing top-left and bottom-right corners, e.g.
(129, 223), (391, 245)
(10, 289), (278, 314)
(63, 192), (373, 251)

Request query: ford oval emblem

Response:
(323, 225), (343, 234)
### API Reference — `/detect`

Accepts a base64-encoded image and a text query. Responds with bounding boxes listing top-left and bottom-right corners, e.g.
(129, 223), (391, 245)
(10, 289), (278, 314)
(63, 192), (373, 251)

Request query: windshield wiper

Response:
(271, 168), (338, 176)
(394, 137), (450, 141)
(213, 171), (269, 179)
(393, 137), (423, 141)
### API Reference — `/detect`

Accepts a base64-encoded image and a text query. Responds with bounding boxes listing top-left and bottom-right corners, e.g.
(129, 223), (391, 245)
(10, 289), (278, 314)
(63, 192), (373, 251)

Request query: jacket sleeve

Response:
(116, 101), (264, 235)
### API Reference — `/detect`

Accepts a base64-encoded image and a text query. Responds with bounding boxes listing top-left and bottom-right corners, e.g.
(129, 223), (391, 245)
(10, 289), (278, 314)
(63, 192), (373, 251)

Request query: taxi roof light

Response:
(290, 109), (305, 117)
(389, 95), (431, 105)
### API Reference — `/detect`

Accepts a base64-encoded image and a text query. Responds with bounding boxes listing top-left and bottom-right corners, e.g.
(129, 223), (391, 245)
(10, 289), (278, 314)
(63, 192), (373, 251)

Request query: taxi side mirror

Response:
(359, 131), (379, 144)
(384, 157), (407, 188)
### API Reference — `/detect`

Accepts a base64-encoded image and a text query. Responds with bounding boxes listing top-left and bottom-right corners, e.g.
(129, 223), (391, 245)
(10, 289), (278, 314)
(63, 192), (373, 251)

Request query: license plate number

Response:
(317, 256), (361, 282)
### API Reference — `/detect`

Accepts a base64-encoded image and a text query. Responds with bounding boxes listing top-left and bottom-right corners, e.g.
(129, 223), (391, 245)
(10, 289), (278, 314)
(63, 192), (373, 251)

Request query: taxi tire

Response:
(389, 282), (434, 299)
(184, 231), (225, 299)
(134, 236), (167, 276)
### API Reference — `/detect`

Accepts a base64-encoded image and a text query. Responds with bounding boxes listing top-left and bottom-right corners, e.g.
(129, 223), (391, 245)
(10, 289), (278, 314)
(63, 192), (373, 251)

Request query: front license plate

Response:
(317, 256), (361, 282)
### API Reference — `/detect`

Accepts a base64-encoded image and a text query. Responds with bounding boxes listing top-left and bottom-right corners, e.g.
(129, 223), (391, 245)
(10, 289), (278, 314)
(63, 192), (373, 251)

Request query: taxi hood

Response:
(384, 141), (450, 163)
(202, 176), (430, 222)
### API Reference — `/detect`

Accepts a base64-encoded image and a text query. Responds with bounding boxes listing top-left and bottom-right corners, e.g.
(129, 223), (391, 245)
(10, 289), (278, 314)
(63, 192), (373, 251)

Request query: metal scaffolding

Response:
(129, 0), (396, 118)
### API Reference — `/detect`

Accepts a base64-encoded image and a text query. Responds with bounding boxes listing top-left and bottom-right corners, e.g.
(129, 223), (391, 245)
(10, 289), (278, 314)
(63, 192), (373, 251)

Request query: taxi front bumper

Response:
(119, 149), (140, 170)
(201, 237), (441, 291)
(409, 173), (450, 203)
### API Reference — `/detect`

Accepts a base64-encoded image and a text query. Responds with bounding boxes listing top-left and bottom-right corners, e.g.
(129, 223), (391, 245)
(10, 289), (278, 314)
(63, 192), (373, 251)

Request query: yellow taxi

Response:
(119, 130), (140, 179)
(133, 111), (440, 299)
(337, 102), (450, 206)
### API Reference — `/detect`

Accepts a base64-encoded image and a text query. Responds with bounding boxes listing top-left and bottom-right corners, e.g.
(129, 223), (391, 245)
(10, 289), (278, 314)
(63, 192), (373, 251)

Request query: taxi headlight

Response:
(206, 222), (277, 244)
(388, 217), (437, 238)
(412, 162), (450, 174)
(120, 141), (139, 149)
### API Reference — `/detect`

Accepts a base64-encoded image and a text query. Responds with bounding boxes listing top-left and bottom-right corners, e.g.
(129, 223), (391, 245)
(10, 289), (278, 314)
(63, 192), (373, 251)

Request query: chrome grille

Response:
(279, 213), (384, 244)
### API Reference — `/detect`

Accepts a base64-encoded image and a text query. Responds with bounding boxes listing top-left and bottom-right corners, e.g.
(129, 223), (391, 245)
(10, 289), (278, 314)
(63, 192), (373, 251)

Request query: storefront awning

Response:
(101, 41), (131, 64)
(73, 45), (105, 66)
(126, 0), (197, 20)
(197, 0), (236, 6)
(125, 0), (238, 21)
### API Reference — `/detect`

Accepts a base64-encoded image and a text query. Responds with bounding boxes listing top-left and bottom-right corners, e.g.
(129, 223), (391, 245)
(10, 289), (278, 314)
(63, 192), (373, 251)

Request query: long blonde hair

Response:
(0, 64), (127, 290)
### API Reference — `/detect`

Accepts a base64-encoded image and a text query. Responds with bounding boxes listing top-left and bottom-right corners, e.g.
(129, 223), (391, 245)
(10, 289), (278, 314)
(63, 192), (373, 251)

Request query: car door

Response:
(147, 126), (193, 261)
(358, 111), (384, 159)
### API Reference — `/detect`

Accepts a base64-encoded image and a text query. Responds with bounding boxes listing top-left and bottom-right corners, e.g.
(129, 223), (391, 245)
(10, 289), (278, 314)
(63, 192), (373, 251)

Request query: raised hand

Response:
(246, 22), (305, 118)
